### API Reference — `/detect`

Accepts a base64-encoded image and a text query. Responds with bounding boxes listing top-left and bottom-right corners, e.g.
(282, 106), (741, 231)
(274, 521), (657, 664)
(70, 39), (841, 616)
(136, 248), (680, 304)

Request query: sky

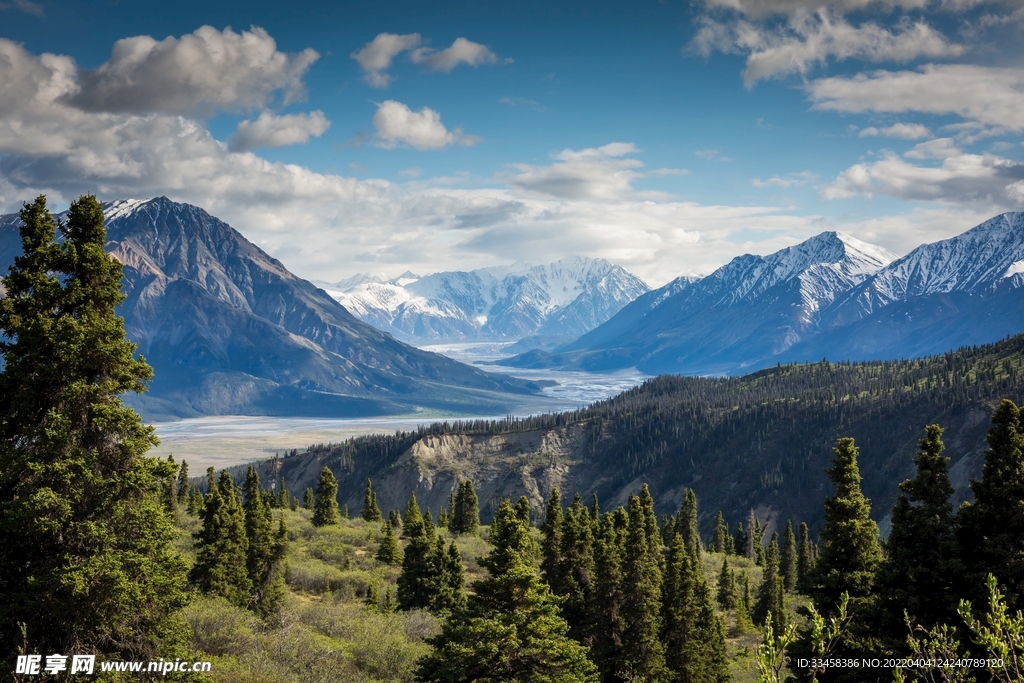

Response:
(1, 0), (1023, 286)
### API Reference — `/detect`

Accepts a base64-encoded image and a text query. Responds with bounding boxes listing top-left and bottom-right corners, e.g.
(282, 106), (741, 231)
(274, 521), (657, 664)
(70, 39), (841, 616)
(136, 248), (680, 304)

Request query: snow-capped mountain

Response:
(324, 257), (650, 345)
(502, 231), (897, 374)
(0, 197), (540, 419)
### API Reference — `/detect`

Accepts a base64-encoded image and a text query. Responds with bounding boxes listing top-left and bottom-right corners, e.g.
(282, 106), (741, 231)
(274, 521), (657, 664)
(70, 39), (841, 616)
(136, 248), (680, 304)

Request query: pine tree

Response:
(716, 554), (736, 610)
(734, 522), (747, 557)
(442, 541), (467, 615)
(541, 486), (564, 592)
(312, 466), (340, 527)
(781, 520), (798, 593)
(361, 478), (382, 522)
(958, 400), (1024, 611)
(341, 503), (349, 520)
(797, 521), (812, 592)
(177, 460), (191, 504)
(515, 495), (532, 525)
(0, 196), (188, 661)
(746, 510), (758, 561)
(242, 466), (284, 615)
(877, 424), (960, 642)
(427, 535), (465, 617)
(619, 495), (667, 682)
(377, 519), (403, 565)
(290, 495), (298, 511)
(403, 491), (424, 537)
(558, 493), (596, 644)
(415, 499), (597, 683)
(277, 475), (288, 509)
(592, 510), (627, 680)
(437, 506), (449, 528)
(640, 483), (663, 557)
(398, 496), (439, 611)
(451, 479), (480, 535)
(753, 517), (765, 566)
(679, 488), (700, 557)
(187, 486), (203, 515)
(734, 572), (754, 635)
(753, 532), (786, 629)
(191, 471), (251, 607)
(303, 487), (314, 510)
(713, 511), (729, 553)
(162, 455), (179, 513)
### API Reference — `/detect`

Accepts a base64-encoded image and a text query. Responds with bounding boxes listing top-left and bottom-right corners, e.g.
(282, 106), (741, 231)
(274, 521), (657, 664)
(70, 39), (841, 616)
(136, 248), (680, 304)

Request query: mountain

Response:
(0, 197), (541, 420)
(501, 231), (896, 374)
(325, 257), (650, 347)
(245, 333), (1024, 539)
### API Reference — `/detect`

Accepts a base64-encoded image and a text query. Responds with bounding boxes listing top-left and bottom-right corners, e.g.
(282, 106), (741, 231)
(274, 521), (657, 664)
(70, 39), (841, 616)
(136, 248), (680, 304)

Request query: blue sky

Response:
(1, 0), (1023, 285)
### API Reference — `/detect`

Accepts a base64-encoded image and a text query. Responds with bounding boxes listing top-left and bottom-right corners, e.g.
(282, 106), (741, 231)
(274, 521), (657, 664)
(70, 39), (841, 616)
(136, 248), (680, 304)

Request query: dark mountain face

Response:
(0, 197), (540, 420)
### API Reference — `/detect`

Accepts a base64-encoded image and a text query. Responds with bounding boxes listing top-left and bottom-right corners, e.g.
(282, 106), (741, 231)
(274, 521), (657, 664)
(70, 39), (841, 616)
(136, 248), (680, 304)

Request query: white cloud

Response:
(228, 110), (330, 151)
(822, 149), (1024, 206)
(350, 33), (422, 88)
(807, 64), (1024, 131)
(752, 171), (818, 187)
(0, 0), (44, 16)
(71, 26), (318, 115)
(858, 122), (932, 138)
(693, 11), (962, 85)
(699, 0), (1005, 17)
(410, 37), (502, 72)
(504, 143), (654, 200)
(904, 137), (961, 159)
(371, 100), (479, 150)
(650, 168), (691, 176)
(695, 149), (735, 161)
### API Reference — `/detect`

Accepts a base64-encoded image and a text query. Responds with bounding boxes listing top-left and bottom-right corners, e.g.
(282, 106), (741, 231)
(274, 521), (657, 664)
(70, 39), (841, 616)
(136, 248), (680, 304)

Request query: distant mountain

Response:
(0, 198), (541, 420)
(501, 231), (896, 374)
(324, 257), (650, 347)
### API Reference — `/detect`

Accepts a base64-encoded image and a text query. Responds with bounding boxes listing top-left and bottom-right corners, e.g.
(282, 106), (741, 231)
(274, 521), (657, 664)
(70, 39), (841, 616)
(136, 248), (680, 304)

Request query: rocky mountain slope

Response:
(321, 257), (649, 347)
(0, 197), (541, 420)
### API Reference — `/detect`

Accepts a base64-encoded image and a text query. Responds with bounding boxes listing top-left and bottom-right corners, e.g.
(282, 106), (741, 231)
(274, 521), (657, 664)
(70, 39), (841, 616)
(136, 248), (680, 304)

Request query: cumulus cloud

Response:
(692, 10), (962, 85)
(700, 0), (1005, 17)
(0, 0), (44, 16)
(351, 33), (505, 87)
(504, 143), (656, 200)
(752, 171), (818, 187)
(822, 149), (1024, 206)
(350, 32), (422, 87)
(858, 122), (932, 138)
(807, 64), (1024, 131)
(70, 26), (318, 115)
(410, 37), (502, 72)
(227, 110), (330, 151)
(371, 100), (478, 150)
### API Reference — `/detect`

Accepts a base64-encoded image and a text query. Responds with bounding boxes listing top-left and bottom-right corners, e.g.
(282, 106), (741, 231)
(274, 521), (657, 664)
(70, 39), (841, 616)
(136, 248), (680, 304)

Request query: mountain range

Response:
(315, 257), (649, 350)
(500, 214), (1024, 375)
(0, 197), (542, 420)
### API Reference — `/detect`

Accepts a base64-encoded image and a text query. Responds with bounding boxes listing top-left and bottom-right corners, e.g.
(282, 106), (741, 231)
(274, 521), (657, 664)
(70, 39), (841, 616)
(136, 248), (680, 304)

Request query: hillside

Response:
(248, 333), (1024, 540)
(0, 198), (542, 420)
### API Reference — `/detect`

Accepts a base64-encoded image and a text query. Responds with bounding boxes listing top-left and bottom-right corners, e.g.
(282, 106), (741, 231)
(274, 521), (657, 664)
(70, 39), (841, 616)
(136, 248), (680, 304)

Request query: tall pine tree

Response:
(753, 532), (786, 629)
(312, 466), (340, 527)
(541, 486), (564, 593)
(558, 493), (596, 645)
(451, 479), (480, 535)
(191, 471), (251, 607)
(781, 520), (798, 593)
(361, 478), (382, 522)
(619, 494), (667, 682)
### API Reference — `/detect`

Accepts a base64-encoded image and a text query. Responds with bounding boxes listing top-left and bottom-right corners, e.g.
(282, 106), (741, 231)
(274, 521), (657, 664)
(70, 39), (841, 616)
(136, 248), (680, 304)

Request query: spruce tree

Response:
(277, 475), (288, 509)
(541, 486), (564, 592)
(341, 503), (349, 520)
(162, 455), (179, 513)
(640, 483), (663, 557)
(797, 521), (812, 592)
(398, 494), (439, 611)
(716, 554), (736, 610)
(753, 532), (786, 629)
(958, 400), (1024, 611)
(558, 493), (596, 644)
(191, 471), (251, 607)
(403, 491), (424, 537)
(515, 495), (532, 525)
(781, 520), (798, 593)
(377, 519), (403, 565)
(713, 511), (729, 553)
(452, 479), (480, 535)
(177, 460), (191, 504)
(619, 495), (667, 682)
(876, 424), (959, 642)
(734, 572), (754, 635)
(0, 195), (188, 661)
(734, 522), (747, 557)
(592, 510), (627, 680)
(361, 478), (382, 522)
(312, 466), (340, 527)
(415, 500), (597, 683)
(242, 466), (285, 616)
(303, 487), (314, 510)
(679, 488), (701, 557)
(746, 510), (758, 561)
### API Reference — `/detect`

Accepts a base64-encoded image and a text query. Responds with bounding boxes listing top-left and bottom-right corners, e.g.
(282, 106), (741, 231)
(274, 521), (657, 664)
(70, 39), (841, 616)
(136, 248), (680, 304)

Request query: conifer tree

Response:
(423, 509), (435, 537)
(592, 510), (627, 680)
(735, 522), (747, 558)
(558, 493), (596, 644)
(377, 519), (403, 565)
(361, 478), (382, 522)
(958, 400), (1024, 611)
(781, 520), (798, 593)
(442, 541), (467, 614)
(877, 424), (959, 641)
(619, 495), (667, 682)
(312, 466), (340, 527)
(640, 483), (663, 557)
(734, 572), (755, 635)
(290, 495), (298, 511)
(754, 532), (786, 629)
(451, 479), (480, 535)
(162, 455), (179, 513)
(252, 514), (287, 618)
(303, 487), (314, 510)
(753, 517), (765, 566)
(277, 475), (288, 509)
(415, 500), (597, 682)
(679, 488), (701, 557)
(591, 492), (600, 521)
(341, 503), (349, 520)
(0, 196), (188, 660)
(187, 487), (203, 515)
(716, 554), (736, 610)
(191, 471), (251, 607)
(713, 511), (729, 553)
(541, 486), (564, 591)
(403, 491), (424, 537)
(797, 522), (812, 592)
(398, 494), (439, 611)
(746, 510), (758, 561)
(515, 495), (532, 525)
(437, 506), (449, 528)
(242, 467), (285, 616)
(426, 535), (465, 617)
(177, 460), (191, 504)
